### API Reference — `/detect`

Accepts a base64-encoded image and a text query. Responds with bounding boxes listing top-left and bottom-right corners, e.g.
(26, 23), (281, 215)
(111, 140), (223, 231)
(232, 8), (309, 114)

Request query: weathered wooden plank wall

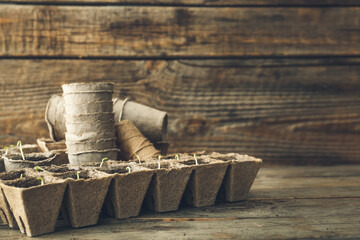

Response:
(0, 1), (359, 164)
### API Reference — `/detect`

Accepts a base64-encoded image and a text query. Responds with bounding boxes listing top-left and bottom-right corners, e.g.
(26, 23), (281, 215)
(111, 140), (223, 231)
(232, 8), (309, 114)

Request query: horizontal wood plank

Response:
(1, 165), (359, 239)
(0, 5), (359, 57)
(0, 0), (359, 6)
(0, 58), (359, 164)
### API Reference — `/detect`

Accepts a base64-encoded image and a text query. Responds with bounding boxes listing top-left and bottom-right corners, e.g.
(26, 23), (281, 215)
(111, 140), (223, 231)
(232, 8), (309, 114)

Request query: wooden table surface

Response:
(1, 165), (359, 240)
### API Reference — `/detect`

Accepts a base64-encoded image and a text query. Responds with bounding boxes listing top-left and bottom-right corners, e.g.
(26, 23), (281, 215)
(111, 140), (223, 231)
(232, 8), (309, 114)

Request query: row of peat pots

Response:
(0, 153), (262, 237)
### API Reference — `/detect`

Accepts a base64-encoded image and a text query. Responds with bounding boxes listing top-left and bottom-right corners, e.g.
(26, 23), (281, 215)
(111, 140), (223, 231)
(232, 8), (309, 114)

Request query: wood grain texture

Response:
(0, 58), (359, 164)
(0, 0), (359, 5)
(0, 5), (359, 57)
(1, 165), (360, 239)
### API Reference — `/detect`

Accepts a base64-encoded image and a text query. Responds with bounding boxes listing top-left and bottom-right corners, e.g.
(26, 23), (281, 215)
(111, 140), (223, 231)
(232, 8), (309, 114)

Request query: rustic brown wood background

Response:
(0, 1), (359, 165)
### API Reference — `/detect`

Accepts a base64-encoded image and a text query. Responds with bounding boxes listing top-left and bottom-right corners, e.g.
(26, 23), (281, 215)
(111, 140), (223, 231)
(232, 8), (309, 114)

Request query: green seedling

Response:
(17, 141), (25, 161)
(194, 154), (199, 165)
(76, 171), (81, 180)
(34, 166), (45, 172)
(126, 166), (131, 173)
(20, 173), (23, 178)
(3, 147), (9, 155)
(175, 154), (179, 160)
(135, 154), (141, 163)
(100, 157), (108, 168)
(158, 155), (162, 169)
(37, 177), (44, 185)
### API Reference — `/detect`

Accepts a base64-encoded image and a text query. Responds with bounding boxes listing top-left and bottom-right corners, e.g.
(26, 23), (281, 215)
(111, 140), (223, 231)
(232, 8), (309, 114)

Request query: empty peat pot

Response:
(97, 163), (153, 219)
(113, 98), (168, 142)
(3, 152), (64, 172)
(45, 95), (66, 141)
(178, 156), (229, 207)
(209, 152), (262, 202)
(0, 176), (67, 237)
(62, 82), (114, 93)
(141, 161), (192, 213)
(54, 170), (112, 228)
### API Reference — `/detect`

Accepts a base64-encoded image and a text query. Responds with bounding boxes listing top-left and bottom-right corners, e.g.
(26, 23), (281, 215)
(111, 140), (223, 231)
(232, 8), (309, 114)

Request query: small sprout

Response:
(34, 166), (45, 172)
(17, 141), (25, 161)
(4, 147), (9, 155)
(175, 154), (179, 160)
(100, 157), (108, 168)
(9, 145), (15, 148)
(76, 171), (81, 180)
(126, 166), (131, 173)
(194, 154), (199, 165)
(20, 173), (23, 178)
(158, 155), (161, 169)
(37, 177), (44, 185)
(135, 154), (141, 163)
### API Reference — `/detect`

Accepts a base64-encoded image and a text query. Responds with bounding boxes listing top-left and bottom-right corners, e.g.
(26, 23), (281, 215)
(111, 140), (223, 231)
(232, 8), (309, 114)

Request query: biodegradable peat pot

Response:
(64, 101), (113, 115)
(66, 131), (115, 142)
(67, 149), (119, 165)
(65, 112), (114, 123)
(62, 82), (114, 93)
(113, 98), (168, 142)
(45, 95), (66, 141)
(65, 120), (115, 136)
(0, 169), (39, 228)
(210, 153), (262, 202)
(98, 163), (153, 219)
(37, 138), (66, 152)
(66, 138), (116, 153)
(37, 138), (69, 165)
(0, 177), (67, 237)
(115, 120), (159, 161)
(55, 170), (112, 228)
(3, 152), (62, 172)
(63, 92), (113, 105)
(180, 156), (229, 207)
(141, 161), (192, 212)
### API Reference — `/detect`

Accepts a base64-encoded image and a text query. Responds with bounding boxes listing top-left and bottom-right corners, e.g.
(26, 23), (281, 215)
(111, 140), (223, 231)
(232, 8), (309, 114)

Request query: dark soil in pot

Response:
(3, 152), (60, 172)
(141, 161), (192, 212)
(210, 153), (262, 202)
(99, 164), (153, 219)
(56, 170), (112, 228)
(180, 157), (229, 207)
(0, 176), (67, 237)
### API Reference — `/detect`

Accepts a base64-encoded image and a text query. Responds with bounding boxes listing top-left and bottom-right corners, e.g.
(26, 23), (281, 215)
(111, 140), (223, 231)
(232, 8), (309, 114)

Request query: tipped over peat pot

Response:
(141, 161), (192, 212)
(210, 153), (262, 202)
(113, 98), (168, 143)
(54, 169), (112, 228)
(0, 176), (67, 237)
(179, 157), (229, 207)
(3, 152), (64, 172)
(95, 163), (154, 219)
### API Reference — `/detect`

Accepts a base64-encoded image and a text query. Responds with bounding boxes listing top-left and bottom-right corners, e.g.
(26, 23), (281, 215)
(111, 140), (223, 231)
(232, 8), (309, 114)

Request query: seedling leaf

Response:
(4, 147), (9, 155)
(20, 173), (23, 178)
(175, 154), (179, 160)
(34, 166), (45, 172)
(126, 166), (131, 173)
(76, 171), (81, 180)
(100, 157), (108, 168)
(37, 177), (44, 185)
(135, 154), (141, 163)
(17, 141), (25, 161)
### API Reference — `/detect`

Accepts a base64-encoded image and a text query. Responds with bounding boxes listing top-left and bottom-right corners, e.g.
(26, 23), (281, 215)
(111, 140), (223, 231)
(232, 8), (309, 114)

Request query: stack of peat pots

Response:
(62, 82), (118, 165)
